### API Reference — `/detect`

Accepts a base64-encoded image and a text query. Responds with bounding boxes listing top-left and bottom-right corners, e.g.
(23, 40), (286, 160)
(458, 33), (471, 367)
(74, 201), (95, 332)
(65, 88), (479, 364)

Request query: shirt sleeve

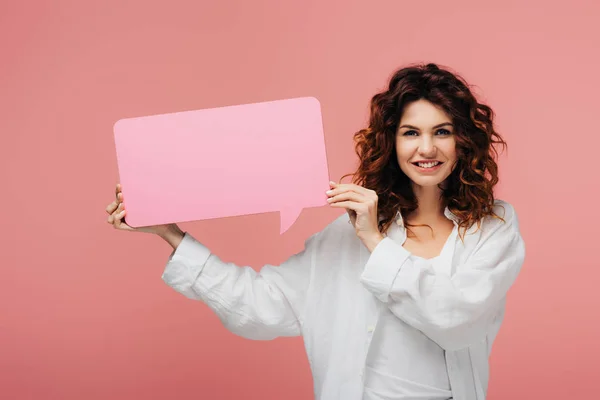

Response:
(359, 202), (526, 351)
(161, 230), (321, 340)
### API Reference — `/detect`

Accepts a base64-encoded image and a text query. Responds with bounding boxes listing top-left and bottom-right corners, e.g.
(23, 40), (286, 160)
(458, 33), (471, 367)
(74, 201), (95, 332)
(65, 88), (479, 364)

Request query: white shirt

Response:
(161, 199), (526, 400)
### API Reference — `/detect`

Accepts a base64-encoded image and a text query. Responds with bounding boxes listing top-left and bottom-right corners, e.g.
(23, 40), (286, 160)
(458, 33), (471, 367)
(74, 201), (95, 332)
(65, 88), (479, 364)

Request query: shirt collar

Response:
(392, 206), (461, 227)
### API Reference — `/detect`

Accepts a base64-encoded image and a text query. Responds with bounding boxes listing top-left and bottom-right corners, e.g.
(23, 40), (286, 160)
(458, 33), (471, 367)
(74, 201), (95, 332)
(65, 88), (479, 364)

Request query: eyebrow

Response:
(398, 122), (454, 130)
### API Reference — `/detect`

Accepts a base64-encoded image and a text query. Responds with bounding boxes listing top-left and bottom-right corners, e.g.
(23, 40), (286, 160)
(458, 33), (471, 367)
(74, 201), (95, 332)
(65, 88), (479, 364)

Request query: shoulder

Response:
(490, 199), (519, 225)
(478, 198), (521, 237)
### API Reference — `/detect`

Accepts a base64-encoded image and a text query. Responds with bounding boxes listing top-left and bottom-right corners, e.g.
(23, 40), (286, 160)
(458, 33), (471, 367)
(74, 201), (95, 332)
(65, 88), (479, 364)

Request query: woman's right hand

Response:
(106, 183), (181, 238)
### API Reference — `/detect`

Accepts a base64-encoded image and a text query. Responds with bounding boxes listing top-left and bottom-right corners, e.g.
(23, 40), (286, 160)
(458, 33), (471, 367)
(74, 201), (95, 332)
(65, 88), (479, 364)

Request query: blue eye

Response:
(402, 129), (452, 136)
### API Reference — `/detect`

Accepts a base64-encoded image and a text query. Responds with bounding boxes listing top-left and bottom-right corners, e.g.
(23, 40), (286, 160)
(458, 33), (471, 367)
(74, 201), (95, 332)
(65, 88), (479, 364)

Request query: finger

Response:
(115, 183), (122, 200)
(117, 211), (128, 229)
(328, 183), (374, 198)
(112, 203), (125, 227)
(326, 186), (363, 200)
(329, 200), (366, 213)
(329, 181), (364, 191)
(327, 191), (368, 205)
(117, 210), (133, 230)
(106, 201), (118, 214)
(108, 202), (125, 224)
(346, 208), (357, 224)
(114, 203), (134, 230)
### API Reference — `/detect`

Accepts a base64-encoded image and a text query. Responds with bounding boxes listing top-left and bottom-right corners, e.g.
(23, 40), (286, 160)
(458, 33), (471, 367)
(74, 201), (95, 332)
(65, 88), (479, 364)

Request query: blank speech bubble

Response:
(113, 97), (330, 234)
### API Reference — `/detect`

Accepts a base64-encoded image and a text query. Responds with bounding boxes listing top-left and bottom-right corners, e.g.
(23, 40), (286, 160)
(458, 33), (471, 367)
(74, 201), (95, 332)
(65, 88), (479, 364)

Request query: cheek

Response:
(446, 149), (457, 162)
(396, 147), (414, 175)
(395, 141), (412, 163)
(396, 150), (409, 163)
(441, 141), (457, 161)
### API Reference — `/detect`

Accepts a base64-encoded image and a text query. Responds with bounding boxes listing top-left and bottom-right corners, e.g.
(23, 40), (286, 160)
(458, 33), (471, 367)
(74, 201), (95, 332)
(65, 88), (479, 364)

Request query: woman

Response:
(105, 63), (526, 400)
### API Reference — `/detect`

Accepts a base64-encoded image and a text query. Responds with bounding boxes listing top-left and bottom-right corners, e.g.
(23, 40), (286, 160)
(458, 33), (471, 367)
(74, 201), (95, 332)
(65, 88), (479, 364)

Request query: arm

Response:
(359, 203), (526, 351)
(160, 229), (320, 341)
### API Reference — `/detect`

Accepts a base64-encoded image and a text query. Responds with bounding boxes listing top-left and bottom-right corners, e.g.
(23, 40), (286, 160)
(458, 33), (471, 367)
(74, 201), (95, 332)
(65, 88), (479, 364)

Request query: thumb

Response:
(346, 209), (357, 224)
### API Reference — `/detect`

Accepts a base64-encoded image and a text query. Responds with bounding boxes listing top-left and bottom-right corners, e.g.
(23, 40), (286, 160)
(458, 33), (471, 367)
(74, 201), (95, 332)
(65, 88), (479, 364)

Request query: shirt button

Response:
(367, 326), (375, 333)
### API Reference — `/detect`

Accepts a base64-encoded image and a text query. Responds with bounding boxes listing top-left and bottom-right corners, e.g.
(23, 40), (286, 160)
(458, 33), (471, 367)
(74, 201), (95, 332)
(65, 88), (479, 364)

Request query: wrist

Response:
(361, 232), (385, 252)
(158, 225), (185, 249)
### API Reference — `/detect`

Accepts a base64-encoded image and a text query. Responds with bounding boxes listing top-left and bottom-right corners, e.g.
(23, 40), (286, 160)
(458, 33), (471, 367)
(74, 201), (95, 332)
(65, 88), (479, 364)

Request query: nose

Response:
(418, 136), (436, 156)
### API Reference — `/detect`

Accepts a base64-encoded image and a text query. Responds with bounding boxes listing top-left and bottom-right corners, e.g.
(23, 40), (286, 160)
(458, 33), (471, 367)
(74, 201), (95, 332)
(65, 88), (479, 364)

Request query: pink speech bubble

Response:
(113, 97), (330, 234)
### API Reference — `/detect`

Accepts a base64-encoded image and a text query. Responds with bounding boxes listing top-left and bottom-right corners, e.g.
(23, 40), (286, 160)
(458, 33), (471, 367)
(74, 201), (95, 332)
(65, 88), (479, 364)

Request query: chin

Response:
(410, 177), (447, 188)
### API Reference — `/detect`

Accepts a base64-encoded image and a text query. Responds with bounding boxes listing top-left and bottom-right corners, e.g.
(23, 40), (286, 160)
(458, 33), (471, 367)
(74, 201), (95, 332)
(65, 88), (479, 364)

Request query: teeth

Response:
(417, 161), (440, 168)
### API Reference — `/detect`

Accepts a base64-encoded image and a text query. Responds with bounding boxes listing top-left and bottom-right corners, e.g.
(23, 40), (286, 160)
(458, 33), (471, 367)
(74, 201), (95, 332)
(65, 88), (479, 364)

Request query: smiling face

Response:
(396, 99), (457, 189)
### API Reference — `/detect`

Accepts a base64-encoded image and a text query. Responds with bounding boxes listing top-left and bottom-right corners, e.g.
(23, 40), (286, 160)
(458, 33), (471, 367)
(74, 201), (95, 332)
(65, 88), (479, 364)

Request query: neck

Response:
(409, 184), (446, 223)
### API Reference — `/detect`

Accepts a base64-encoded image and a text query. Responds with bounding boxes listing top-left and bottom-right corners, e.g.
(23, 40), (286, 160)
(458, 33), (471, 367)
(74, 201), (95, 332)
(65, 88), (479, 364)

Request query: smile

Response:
(411, 161), (444, 171)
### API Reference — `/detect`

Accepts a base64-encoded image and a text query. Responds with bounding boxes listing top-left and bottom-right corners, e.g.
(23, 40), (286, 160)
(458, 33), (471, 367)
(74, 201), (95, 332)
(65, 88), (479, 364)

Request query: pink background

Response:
(2, 1), (599, 399)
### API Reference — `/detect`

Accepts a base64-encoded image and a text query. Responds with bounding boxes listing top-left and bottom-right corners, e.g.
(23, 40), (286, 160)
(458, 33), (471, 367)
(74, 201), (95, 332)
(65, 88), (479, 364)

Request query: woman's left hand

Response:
(326, 181), (385, 252)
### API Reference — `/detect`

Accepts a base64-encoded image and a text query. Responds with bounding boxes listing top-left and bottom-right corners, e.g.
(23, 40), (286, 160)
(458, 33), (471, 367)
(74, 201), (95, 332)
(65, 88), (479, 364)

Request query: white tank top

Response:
(363, 229), (458, 400)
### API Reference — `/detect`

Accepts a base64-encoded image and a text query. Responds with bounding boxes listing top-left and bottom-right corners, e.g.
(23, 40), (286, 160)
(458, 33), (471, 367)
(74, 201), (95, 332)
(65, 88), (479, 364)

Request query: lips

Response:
(412, 161), (443, 168)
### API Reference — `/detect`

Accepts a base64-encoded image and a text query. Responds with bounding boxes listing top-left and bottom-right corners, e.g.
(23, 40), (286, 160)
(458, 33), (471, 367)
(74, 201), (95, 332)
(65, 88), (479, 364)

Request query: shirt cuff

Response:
(359, 237), (411, 303)
(162, 232), (212, 288)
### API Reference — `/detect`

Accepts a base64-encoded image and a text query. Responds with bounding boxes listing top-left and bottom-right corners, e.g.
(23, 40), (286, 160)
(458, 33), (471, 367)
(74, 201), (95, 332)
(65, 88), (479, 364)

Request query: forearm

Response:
(158, 224), (185, 250)
(161, 231), (320, 340)
(360, 232), (525, 350)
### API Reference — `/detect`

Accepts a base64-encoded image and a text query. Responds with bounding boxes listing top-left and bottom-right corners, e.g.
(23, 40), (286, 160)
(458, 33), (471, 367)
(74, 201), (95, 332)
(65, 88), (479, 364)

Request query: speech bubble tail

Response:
(279, 209), (302, 235)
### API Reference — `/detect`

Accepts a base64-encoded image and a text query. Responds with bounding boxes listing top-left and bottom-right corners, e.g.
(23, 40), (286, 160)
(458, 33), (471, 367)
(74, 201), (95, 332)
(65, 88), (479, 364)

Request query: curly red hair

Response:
(340, 62), (507, 239)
